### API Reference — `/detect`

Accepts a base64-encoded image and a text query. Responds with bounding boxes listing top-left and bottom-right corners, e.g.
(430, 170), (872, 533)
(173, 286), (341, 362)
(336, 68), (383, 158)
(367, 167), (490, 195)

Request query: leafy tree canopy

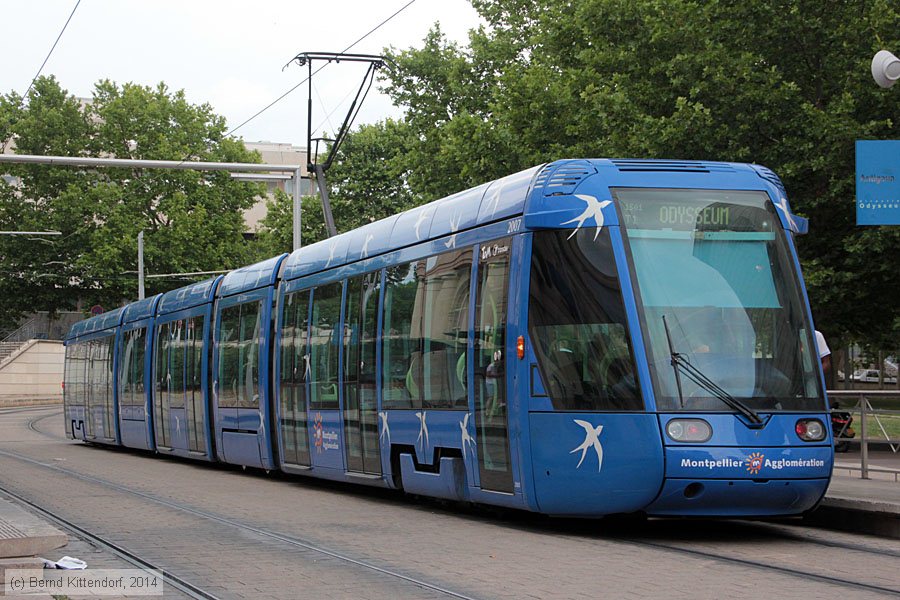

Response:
(0, 76), (263, 328)
(377, 0), (900, 347)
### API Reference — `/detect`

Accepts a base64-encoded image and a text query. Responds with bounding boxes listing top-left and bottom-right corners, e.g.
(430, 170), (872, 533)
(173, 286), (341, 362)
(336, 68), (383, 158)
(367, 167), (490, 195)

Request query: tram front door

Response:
(474, 239), (514, 493)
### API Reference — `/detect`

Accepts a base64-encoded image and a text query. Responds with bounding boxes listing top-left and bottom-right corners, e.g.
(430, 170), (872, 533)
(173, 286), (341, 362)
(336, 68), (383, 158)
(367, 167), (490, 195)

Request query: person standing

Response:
(815, 330), (832, 386)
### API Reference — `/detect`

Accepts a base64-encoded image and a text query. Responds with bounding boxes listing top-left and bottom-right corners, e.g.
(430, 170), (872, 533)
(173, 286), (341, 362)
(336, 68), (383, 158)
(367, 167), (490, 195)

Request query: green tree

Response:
(380, 0), (900, 347)
(0, 76), (262, 329)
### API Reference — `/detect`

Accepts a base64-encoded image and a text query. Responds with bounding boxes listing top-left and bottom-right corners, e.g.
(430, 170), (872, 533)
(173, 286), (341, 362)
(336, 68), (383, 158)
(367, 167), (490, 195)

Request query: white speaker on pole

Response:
(871, 50), (900, 88)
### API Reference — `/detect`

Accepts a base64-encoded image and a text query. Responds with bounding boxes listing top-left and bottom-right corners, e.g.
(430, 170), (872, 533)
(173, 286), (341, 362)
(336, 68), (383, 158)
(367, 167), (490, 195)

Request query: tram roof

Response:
(217, 254), (288, 298)
(66, 305), (126, 341)
(281, 165), (538, 281)
(121, 294), (162, 324)
(281, 158), (790, 280)
(157, 276), (222, 315)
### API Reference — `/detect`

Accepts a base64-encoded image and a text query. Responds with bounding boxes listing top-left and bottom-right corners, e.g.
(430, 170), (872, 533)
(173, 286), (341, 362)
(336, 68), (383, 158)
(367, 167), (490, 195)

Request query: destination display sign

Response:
(856, 140), (900, 226)
(615, 189), (771, 230)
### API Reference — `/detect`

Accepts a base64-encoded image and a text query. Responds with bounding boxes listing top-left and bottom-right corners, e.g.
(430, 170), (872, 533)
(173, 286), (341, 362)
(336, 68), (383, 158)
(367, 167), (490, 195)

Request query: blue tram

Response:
(63, 159), (833, 517)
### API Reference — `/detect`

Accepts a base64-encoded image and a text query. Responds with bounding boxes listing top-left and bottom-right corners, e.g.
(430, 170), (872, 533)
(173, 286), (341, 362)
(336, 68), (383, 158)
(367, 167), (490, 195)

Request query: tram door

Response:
(154, 321), (177, 449)
(342, 272), (382, 474)
(474, 239), (514, 493)
(279, 290), (311, 467)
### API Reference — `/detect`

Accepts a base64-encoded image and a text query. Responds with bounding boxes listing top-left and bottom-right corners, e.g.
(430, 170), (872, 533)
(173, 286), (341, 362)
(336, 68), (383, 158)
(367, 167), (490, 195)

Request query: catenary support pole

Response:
(293, 167), (302, 251)
(314, 164), (337, 238)
(137, 230), (145, 301)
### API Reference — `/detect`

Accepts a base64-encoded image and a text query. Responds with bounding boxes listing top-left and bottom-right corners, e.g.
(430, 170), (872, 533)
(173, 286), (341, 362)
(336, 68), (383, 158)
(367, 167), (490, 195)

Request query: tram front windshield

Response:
(615, 188), (824, 412)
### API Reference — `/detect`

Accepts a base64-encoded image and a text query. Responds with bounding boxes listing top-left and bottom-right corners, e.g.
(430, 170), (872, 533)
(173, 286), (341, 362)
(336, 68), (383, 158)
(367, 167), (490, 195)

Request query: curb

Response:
(806, 497), (900, 539)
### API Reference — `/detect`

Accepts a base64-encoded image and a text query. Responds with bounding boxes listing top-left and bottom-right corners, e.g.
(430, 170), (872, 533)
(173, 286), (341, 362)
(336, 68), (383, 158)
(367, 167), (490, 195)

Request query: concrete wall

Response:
(0, 340), (64, 400)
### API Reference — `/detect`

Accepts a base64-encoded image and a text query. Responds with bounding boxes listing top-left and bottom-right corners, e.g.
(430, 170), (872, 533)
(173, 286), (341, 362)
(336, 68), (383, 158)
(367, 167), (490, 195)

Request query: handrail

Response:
(0, 315), (41, 343)
(828, 389), (900, 480)
(0, 312), (84, 343)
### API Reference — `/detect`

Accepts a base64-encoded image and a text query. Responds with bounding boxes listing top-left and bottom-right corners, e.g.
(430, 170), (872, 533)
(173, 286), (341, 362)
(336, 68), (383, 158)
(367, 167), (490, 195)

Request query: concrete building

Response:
(242, 141), (317, 231)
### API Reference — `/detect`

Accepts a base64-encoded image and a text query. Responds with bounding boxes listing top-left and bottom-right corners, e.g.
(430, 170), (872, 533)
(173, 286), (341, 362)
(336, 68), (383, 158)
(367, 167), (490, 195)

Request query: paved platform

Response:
(814, 472), (900, 538)
(0, 497), (66, 559)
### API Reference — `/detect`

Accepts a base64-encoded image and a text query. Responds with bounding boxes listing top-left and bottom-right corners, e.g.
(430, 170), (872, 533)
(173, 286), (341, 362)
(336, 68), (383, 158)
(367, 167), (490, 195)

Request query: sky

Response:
(1, 0), (482, 147)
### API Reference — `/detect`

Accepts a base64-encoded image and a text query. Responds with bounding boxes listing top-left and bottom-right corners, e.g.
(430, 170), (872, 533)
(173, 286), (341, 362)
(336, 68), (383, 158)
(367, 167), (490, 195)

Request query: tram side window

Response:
(217, 309), (239, 408)
(80, 343), (89, 408)
(156, 323), (172, 409)
(105, 336), (114, 409)
(186, 317), (203, 404)
(280, 290), (310, 411)
(64, 344), (75, 405)
(422, 250), (471, 409)
(382, 250), (471, 410)
(72, 343), (84, 407)
(120, 328), (146, 406)
(171, 321), (187, 409)
(344, 271), (381, 412)
(310, 282), (343, 410)
(529, 230), (643, 411)
(383, 262), (419, 409)
(217, 302), (262, 408)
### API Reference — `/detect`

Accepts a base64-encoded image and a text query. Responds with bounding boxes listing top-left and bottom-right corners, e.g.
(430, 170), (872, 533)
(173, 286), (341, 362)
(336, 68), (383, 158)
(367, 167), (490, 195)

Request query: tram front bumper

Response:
(645, 477), (830, 516)
(646, 445), (832, 516)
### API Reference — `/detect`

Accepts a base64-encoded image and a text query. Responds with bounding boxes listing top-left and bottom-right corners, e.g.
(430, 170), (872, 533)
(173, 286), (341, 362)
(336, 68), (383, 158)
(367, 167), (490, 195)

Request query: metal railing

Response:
(0, 312), (83, 343)
(829, 390), (900, 480)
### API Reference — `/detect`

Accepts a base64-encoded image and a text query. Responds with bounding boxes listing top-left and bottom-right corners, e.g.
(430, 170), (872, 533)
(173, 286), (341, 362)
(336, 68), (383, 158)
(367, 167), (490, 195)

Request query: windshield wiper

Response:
(661, 315), (763, 425)
(662, 315), (686, 408)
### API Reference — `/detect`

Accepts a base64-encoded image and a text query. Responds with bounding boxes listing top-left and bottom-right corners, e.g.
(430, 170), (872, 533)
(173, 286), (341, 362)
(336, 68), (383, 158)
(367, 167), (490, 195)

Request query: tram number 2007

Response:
(507, 219), (522, 234)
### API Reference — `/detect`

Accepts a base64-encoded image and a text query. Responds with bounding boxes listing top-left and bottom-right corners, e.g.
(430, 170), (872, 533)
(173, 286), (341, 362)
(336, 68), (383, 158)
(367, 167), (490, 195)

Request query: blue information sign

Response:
(856, 140), (900, 225)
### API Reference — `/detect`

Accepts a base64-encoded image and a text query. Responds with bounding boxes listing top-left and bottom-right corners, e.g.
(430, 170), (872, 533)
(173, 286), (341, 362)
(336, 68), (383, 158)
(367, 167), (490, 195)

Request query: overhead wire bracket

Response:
(288, 51), (389, 238)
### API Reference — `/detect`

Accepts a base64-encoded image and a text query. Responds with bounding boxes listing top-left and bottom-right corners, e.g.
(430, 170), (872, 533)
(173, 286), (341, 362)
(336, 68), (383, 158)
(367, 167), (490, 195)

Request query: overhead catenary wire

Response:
(22, 0), (81, 100)
(225, 0), (417, 138)
(312, 78), (364, 137)
(312, 81), (337, 135)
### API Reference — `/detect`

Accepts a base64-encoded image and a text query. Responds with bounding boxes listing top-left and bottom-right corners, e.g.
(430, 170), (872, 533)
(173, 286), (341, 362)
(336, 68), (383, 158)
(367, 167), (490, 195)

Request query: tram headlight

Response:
(795, 419), (826, 442)
(665, 419), (712, 443)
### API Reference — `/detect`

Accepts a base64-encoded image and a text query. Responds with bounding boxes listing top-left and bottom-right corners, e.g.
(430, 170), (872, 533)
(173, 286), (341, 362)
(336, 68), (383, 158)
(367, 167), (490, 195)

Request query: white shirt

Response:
(814, 330), (830, 359)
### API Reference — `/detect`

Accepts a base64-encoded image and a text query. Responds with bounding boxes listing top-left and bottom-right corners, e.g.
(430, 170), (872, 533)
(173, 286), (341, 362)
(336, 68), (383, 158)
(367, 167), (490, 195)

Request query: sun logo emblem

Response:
(313, 412), (324, 453)
(745, 452), (765, 475)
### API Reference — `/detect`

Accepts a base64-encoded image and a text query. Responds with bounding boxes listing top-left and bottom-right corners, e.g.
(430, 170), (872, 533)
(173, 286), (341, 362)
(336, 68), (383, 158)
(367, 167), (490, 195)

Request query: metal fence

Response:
(0, 312), (83, 343)
(829, 390), (900, 481)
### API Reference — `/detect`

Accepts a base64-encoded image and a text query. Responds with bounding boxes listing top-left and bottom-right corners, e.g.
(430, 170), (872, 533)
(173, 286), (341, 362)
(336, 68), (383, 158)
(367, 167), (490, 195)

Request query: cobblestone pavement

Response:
(0, 406), (897, 600)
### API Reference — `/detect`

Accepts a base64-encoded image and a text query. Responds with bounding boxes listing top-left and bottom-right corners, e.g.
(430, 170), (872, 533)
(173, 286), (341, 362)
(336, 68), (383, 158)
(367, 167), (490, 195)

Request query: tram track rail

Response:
(602, 533), (900, 597)
(0, 483), (219, 600)
(8, 409), (899, 598)
(750, 520), (900, 559)
(0, 435), (481, 600)
(26, 409), (62, 440)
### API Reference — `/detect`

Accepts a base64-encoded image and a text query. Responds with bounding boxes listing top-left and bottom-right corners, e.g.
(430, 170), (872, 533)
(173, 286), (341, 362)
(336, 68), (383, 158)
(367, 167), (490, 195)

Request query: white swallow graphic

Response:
(444, 212), (461, 249)
(570, 420), (604, 471)
(303, 353), (311, 380)
(414, 209), (432, 240)
(379, 411), (390, 444)
(325, 240), (338, 267)
(775, 196), (797, 231)
(361, 233), (375, 258)
(415, 411), (429, 450)
(174, 414), (182, 435)
(485, 186), (502, 217)
(460, 413), (475, 456)
(563, 194), (612, 240)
